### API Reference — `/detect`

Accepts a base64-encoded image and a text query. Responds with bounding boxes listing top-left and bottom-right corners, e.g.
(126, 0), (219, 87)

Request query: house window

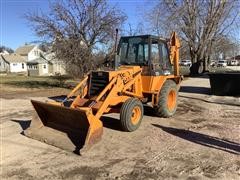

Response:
(28, 65), (38, 69)
(34, 51), (39, 56)
(22, 63), (24, 69)
(43, 64), (46, 69)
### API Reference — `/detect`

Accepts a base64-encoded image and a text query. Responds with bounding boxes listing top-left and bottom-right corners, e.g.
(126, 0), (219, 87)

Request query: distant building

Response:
(0, 53), (27, 73)
(15, 45), (43, 61)
(232, 55), (240, 60)
(231, 55), (240, 65)
(15, 44), (67, 76)
(27, 57), (52, 76)
(0, 50), (10, 55)
(44, 52), (67, 75)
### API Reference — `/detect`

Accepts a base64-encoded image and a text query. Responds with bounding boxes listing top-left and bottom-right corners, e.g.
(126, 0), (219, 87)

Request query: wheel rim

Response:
(131, 106), (141, 125)
(167, 89), (177, 111)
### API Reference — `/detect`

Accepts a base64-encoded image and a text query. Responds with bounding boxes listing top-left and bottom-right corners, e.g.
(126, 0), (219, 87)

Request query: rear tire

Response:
(154, 80), (178, 117)
(120, 98), (143, 132)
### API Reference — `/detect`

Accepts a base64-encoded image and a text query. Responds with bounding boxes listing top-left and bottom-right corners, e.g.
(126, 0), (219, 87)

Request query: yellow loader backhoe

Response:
(25, 32), (181, 154)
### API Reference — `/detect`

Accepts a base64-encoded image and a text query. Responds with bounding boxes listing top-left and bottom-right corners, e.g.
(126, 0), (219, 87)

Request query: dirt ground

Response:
(1, 77), (240, 180)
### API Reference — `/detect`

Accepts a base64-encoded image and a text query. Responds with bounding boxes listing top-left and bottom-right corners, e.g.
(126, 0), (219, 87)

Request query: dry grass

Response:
(0, 75), (77, 88)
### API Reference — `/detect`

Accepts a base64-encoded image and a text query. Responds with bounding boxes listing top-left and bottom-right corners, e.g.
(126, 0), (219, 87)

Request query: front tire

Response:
(154, 80), (178, 117)
(120, 98), (143, 132)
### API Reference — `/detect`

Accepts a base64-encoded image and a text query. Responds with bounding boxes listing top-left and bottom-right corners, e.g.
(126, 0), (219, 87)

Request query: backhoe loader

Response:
(25, 32), (181, 154)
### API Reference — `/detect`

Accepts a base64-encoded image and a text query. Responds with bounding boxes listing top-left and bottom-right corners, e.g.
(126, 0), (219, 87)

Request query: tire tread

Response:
(120, 98), (143, 132)
(154, 80), (178, 118)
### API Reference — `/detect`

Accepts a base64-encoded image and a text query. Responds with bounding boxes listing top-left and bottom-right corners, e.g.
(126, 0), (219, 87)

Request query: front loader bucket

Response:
(24, 100), (103, 154)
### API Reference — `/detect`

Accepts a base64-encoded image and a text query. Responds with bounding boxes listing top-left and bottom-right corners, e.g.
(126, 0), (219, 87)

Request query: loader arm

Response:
(122, 70), (143, 98)
(72, 69), (143, 119)
(67, 76), (88, 99)
(94, 76), (118, 119)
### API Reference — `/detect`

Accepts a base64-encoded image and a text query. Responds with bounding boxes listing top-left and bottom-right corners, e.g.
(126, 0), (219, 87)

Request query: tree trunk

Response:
(204, 56), (211, 72)
(189, 49), (204, 75)
(190, 61), (204, 75)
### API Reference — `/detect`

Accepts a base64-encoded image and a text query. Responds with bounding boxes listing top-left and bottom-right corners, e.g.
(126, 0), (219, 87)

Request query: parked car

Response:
(210, 60), (217, 67)
(228, 60), (238, 66)
(180, 60), (192, 66)
(217, 60), (227, 67)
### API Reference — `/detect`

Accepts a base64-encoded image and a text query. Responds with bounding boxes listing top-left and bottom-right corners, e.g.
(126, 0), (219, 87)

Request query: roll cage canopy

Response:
(117, 35), (169, 66)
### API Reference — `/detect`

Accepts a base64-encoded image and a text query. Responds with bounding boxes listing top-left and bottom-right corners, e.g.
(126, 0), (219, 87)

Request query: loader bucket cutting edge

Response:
(24, 100), (103, 154)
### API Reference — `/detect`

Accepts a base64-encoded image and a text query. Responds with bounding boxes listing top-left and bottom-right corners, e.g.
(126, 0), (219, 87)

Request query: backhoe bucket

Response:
(24, 100), (103, 154)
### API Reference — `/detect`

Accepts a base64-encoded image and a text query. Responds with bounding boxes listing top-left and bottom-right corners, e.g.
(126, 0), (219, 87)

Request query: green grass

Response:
(0, 75), (78, 88)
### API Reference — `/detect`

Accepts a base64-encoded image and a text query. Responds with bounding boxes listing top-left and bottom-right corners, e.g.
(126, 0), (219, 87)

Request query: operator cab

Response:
(117, 35), (173, 76)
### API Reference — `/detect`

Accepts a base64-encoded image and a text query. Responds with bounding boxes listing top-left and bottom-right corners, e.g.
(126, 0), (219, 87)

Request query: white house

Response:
(0, 50), (10, 55)
(27, 57), (52, 76)
(15, 45), (43, 61)
(1, 53), (27, 73)
(15, 44), (67, 76)
(45, 52), (67, 75)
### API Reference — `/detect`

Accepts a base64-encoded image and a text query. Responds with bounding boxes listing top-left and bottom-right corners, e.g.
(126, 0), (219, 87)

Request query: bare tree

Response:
(147, 0), (240, 74)
(124, 22), (145, 36)
(212, 35), (239, 59)
(0, 46), (14, 53)
(25, 0), (126, 77)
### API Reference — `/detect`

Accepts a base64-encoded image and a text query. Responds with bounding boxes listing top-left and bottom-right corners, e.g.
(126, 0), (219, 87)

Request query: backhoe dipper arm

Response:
(170, 32), (180, 76)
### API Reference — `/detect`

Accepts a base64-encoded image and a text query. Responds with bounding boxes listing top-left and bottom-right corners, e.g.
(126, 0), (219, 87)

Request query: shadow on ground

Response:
(152, 124), (240, 155)
(48, 95), (68, 102)
(143, 105), (158, 117)
(11, 119), (31, 131)
(101, 116), (123, 131)
(179, 95), (240, 107)
(180, 86), (210, 95)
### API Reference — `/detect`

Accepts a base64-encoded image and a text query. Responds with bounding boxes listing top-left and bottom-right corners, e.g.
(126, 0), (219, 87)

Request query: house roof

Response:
(0, 50), (9, 55)
(15, 45), (35, 55)
(27, 57), (52, 64)
(1, 53), (26, 63)
(232, 55), (240, 60)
